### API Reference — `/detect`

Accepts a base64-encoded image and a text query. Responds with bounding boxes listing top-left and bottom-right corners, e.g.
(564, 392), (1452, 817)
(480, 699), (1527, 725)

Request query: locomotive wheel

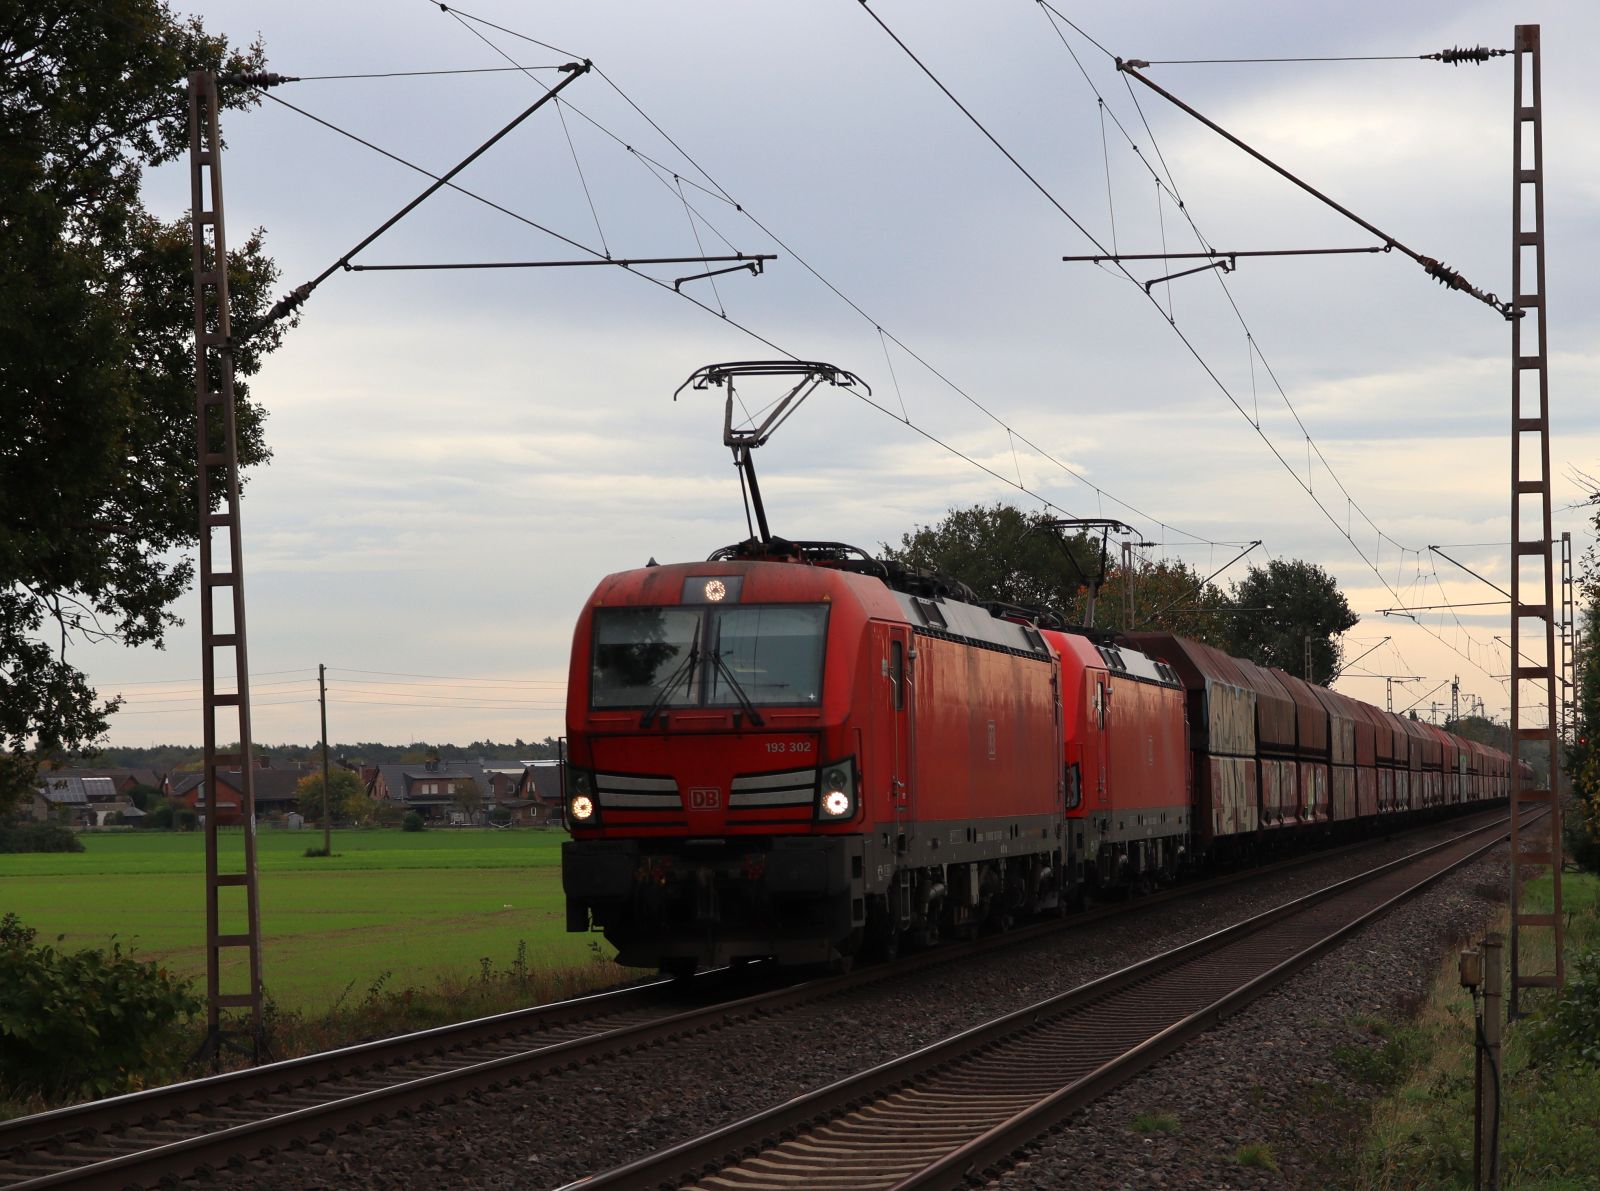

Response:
(661, 957), (697, 981)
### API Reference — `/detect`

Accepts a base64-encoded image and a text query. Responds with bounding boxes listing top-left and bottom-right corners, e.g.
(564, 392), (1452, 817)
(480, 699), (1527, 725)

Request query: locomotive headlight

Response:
(565, 767), (597, 825)
(816, 759), (856, 821)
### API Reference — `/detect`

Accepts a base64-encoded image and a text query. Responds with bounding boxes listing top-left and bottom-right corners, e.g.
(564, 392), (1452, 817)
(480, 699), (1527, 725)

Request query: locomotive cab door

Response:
(1093, 673), (1110, 806)
(869, 622), (914, 847)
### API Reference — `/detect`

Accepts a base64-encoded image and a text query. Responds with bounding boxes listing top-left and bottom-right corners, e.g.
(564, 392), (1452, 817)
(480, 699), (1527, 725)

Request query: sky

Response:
(82, 0), (1600, 749)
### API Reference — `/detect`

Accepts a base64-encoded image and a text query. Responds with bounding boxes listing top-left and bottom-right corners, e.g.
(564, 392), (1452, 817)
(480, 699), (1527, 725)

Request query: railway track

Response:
(0, 810), (1507, 1189)
(570, 811), (1522, 1190)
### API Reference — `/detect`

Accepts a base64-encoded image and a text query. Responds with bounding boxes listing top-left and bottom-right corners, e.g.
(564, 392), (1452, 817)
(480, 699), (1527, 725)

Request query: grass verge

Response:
(1351, 870), (1600, 1189)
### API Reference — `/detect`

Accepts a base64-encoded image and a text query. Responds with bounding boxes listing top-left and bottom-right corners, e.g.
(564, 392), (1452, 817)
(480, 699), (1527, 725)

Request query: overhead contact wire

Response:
(1052, 1), (1436, 574)
(1038, 2), (1504, 676)
(433, 3), (1240, 548)
(879, 3), (1502, 685)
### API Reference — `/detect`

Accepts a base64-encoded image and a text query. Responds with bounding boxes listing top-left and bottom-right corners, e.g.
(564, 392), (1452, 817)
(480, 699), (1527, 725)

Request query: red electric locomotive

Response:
(561, 545), (1069, 971)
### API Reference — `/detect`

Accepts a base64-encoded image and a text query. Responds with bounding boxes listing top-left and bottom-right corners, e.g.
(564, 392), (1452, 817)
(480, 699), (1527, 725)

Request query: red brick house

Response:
(169, 768), (305, 826)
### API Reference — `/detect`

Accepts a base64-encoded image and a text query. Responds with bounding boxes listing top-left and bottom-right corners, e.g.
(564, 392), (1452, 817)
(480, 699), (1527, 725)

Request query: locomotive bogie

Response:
(564, 834), (867, 969)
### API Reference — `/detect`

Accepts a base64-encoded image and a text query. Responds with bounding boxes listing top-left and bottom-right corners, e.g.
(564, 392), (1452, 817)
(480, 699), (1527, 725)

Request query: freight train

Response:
(560, 537), (1519, 974)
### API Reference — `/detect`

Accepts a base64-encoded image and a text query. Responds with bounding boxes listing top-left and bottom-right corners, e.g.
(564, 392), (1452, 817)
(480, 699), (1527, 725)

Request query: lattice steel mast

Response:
(188, 70), (264, 1062)
(1507, 24), (1563, 1016)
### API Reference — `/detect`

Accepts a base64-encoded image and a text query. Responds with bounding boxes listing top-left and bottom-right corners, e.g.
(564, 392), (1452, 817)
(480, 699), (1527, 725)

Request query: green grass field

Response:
(0, 828), (611, 1012)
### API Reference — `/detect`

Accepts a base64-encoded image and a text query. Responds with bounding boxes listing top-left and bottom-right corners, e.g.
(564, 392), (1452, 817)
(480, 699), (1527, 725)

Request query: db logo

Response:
(689, 787), (721, 810)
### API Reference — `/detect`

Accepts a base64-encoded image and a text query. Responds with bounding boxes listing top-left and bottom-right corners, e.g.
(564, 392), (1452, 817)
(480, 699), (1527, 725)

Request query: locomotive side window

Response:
(591, 608), (703, 708)
(890, 640), (904, 710)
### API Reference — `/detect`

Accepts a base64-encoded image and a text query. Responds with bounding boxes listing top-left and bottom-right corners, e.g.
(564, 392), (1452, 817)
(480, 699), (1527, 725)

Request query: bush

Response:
(0, 820), (84, 853)
(1532, 947), (1600, 1068)
(1564, 783), (1600, 875)
(0, 913), (201, 1099)
(402, 812), (425, 832)
(490, 807), (512, 827)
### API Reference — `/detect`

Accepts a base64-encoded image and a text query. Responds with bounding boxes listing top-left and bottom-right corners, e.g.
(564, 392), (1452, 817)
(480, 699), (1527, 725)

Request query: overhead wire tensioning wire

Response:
(294, 64), (564, 80)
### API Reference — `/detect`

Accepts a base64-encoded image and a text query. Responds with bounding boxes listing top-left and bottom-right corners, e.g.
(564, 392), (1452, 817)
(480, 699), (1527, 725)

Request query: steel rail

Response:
(569, 813), (1518, 1190)
(893, 813), (1532, 1190)
(0, 974), (696, 1167)
(0, 807), (1504, 1188)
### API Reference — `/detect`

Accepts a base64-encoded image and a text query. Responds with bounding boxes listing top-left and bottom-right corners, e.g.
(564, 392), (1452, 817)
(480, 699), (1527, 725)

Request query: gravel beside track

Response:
(217, 822), (1507, 1190)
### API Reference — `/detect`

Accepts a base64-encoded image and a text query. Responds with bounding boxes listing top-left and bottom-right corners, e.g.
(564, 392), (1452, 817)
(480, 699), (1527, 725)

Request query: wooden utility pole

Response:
(320, 662), (331, 853)
(188, 69), (263, 1064)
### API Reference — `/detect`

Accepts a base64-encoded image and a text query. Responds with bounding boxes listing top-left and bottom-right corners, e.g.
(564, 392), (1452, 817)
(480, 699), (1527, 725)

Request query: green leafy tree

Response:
(1226, 559), (1359, 683)
(1566, 494), (1600, 872)
(1100, 556), (1235, 645)
(883, 502), (1234, 642)
(125, 781), (162, 811)
(344, 785), (376, 827)
(294, 768), (368, 825)
(453, 777), (485, 823)
(883, 503), (1118, 619)
(1, 3), (292, 815)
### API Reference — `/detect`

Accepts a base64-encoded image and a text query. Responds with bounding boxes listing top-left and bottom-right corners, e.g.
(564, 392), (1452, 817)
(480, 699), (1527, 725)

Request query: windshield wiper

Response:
(710, 650), (766, 727)
(639, 638), (699, 728)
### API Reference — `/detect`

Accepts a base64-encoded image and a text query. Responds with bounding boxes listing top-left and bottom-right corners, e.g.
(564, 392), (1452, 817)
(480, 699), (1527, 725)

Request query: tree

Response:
(294, 768), (367, 825)
(1098, 556), (1235, 646)
(1565, 494), (1600, 872)
(453, 778), (485, 823)
(125, 782), (162, 811)
(1, 3), (293, 815)
(883, 504), (1118, 619)
(343, 786), (376, 827)
(1225, 559), (1359, 683)
(883, 502), (1234, 642)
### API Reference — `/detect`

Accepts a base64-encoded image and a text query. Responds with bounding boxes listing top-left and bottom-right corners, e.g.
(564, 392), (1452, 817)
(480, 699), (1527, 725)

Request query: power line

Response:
(330, 667), (566, 686)
(433, 3), (1245, 550)
(1024, 4), (1509, 684)
(332, 697), (563, 712)
(99, 667), (314, 688)
(295, 64), (564, 80)
(113, 699), (317, 716)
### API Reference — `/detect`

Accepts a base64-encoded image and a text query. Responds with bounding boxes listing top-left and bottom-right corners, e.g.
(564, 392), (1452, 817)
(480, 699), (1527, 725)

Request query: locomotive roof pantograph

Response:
(674, 360), (869, 548)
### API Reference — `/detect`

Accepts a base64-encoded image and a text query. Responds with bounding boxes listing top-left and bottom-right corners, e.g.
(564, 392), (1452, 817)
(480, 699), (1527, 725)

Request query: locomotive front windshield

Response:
(591, 604), (828, 709)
